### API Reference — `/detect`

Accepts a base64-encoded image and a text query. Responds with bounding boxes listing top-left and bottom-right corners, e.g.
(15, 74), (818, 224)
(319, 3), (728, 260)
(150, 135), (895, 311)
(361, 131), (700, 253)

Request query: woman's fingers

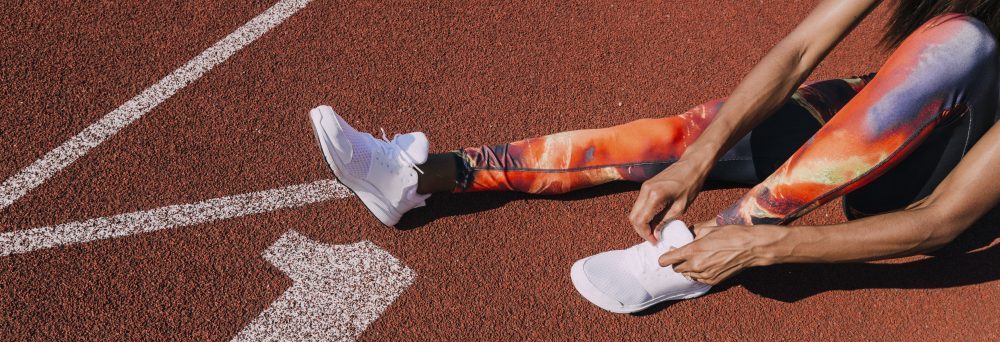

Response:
(633, 183), (683, 244)
(627, 187), (652, 243)
(682, 272), (716, 285)
(629, 183), (665, 244)
(665, 247), (720, 284)
(657, 196), (688, 229)
(659, 246), (686, 267)
(673, 259), (698, 272)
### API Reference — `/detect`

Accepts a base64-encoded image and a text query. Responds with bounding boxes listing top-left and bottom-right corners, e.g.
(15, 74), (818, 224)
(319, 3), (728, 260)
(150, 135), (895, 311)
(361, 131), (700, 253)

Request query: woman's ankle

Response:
(416, 153), (461, 194)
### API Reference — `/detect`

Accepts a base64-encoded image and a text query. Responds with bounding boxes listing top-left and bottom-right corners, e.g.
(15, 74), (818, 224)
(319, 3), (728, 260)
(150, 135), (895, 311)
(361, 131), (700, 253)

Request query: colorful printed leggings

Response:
(450, 14), (998, 225)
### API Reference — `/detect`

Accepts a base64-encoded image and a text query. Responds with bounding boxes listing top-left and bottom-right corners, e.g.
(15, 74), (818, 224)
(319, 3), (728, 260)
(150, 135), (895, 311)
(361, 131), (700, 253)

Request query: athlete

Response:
(309, 0), (1000, 313)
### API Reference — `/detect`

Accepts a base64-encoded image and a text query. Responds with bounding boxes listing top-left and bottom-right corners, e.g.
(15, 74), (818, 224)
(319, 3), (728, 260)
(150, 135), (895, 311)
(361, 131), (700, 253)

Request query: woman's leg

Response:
(843, 86), (997, 220)
(718, 14), (999, 225)
(413, 101), (723, 195)
(416, 74), (875, 195)
(448, 99), (725, 195)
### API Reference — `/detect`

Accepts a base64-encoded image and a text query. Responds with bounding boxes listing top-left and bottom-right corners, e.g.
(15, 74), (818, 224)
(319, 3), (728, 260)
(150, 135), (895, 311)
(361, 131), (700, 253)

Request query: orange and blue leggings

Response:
(450, 14), (998, 225)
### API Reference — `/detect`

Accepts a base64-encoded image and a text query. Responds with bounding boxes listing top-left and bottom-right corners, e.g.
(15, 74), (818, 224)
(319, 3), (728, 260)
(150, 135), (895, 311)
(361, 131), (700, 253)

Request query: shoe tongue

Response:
(391, 132), (429, 165)
(658, 220), (694, 249)
(634, 220), (693, 258)
(628, 221), (689, 268)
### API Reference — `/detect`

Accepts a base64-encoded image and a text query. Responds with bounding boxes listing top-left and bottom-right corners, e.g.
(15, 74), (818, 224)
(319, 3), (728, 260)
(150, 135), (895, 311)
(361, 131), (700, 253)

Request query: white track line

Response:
(233, 231), (415, 341)
(0, 0), (314, 210)
(0, 180), (349, 257)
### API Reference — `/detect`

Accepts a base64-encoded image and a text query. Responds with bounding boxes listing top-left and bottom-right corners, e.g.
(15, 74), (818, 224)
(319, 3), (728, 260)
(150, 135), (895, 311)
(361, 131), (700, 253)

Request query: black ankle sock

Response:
(416, 152), (466, 194)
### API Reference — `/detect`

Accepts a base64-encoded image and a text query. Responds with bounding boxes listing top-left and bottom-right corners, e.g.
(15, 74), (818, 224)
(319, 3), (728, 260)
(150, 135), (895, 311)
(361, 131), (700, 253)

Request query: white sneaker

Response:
(308, 105), (431, 226)
(571, 220), (711, 313)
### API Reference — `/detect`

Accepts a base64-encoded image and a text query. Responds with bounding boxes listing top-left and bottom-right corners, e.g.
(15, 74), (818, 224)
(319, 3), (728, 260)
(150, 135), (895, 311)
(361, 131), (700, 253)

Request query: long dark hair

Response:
(882, 0), (1000, 48)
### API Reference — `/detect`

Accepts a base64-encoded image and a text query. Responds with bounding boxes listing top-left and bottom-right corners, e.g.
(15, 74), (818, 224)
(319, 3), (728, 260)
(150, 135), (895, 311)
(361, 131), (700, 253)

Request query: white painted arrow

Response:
(233, 230), (415, 341)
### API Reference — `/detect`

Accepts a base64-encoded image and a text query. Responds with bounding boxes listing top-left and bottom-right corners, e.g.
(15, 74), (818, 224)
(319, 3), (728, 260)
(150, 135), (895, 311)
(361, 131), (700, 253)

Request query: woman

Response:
(309, 0), (1000, 313)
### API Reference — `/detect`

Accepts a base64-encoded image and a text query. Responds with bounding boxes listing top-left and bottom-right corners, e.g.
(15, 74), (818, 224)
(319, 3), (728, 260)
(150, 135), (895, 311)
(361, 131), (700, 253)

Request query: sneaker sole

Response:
(309, 106), (403, 226)
(570, 259), (712, 314)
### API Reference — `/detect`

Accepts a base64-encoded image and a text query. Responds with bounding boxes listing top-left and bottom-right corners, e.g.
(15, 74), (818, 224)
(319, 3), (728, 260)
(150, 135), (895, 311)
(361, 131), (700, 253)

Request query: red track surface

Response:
(3, 1), (999, 340)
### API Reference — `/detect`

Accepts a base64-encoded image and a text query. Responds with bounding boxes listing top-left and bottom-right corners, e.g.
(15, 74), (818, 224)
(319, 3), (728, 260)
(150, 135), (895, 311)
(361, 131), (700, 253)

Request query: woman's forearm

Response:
(681, 39), (813, 167)
(754, 206), (957, 265)
(681, 0), (878, 169)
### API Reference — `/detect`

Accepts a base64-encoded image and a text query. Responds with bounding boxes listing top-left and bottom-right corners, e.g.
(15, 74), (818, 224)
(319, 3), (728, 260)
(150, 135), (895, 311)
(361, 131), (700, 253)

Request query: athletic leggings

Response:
(448, 13), (998, 225)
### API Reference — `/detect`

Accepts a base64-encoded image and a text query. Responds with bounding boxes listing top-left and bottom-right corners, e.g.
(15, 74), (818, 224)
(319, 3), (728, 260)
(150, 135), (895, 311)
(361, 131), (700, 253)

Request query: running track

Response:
(2, 1), (999, 340)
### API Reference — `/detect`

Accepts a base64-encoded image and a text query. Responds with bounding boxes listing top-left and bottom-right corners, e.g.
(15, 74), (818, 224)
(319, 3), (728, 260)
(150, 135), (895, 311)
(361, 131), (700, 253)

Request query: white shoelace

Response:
(380, 128), (425, 174)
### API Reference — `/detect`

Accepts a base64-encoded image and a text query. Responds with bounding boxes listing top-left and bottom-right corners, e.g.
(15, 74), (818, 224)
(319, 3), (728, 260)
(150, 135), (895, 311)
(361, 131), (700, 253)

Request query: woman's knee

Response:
(876, 13), (999, 113)
(906, 14), (997, 71)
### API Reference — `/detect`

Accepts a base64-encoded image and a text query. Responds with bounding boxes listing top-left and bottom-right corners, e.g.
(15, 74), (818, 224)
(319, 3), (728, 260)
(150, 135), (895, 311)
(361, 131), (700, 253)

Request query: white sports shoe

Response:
(308, 105), (431, 226)
(571, 220), (711, 313)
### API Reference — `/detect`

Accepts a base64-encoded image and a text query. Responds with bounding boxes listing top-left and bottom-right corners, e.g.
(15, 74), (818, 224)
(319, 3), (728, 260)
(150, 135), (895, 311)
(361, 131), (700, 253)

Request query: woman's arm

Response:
(682, 0), (881, 165)
(660, 123), (1000, 285)
(629, 0), (882, 243)
(760, 122), (1000, 264)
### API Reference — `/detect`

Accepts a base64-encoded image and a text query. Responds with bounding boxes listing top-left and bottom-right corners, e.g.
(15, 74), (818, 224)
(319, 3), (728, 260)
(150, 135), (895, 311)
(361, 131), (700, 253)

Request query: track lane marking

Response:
(0, 0), (315, 210)
(0, 180), (349, 257)
(233, 231), (415, 341)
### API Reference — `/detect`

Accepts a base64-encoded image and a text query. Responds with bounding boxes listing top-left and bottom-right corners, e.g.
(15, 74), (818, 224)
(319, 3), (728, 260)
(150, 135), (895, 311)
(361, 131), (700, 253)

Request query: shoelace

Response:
(380, 128), (425, 174)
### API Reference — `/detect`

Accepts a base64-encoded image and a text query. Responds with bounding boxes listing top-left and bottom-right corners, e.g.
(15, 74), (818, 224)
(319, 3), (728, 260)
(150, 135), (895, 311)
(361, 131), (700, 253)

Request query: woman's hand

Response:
(628, 156), (713, 244)
(658, 225), (778, 286)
